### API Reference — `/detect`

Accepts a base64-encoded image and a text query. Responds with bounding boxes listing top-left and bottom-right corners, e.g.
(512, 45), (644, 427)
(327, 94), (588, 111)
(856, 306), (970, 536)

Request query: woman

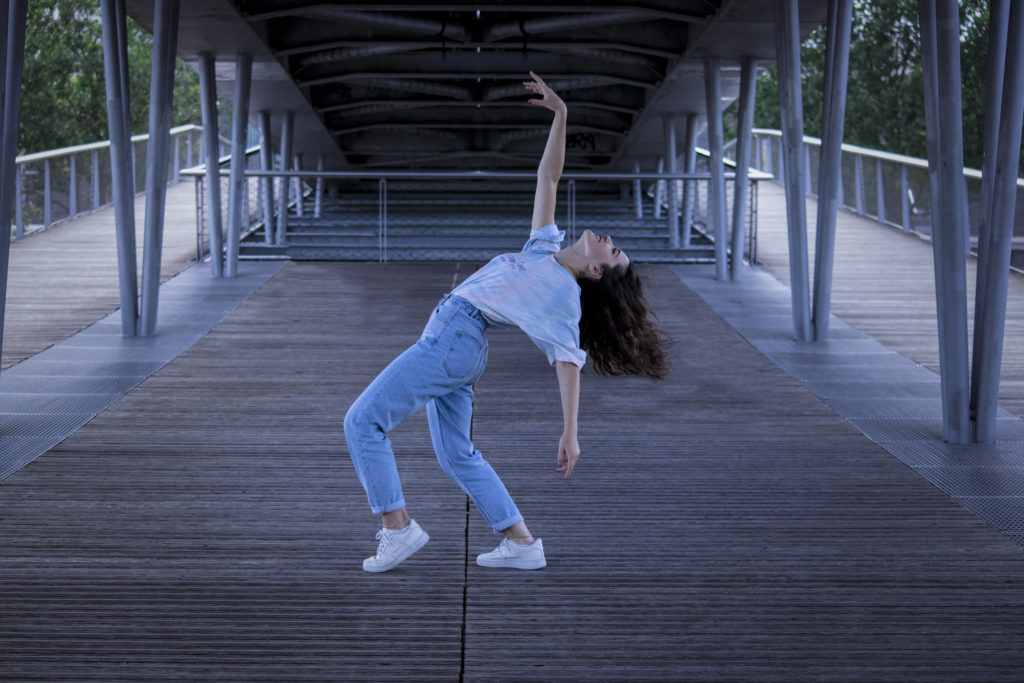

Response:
(344, 72), (670, 572)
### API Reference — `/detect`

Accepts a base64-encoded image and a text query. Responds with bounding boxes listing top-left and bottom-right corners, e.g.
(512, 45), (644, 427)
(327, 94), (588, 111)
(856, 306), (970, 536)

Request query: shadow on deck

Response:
(2, 255), (1024, 680)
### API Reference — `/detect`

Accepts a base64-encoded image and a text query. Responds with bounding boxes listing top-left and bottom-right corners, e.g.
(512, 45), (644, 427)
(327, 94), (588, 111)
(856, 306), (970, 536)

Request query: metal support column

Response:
(653, 157), (664, 219)
(258, 110), (275, 243)
(918, 0), (971, 443)
(0, 0), (28, 363)
(704, 57), (728, 280)
(663, 115), (680, 248)
(972, 0), (1023, 443)
(275, 110), (294, 246)
(633, 161), (642, 219)
(731, 58), (758, 280)
(138, 0), (180, 336)
(99, 0), (138, 336)
(775, 0), (812, 341)
(681, 113), (699, 249)
(198, 53), (223, 276)
(812, 0), (852, 341)
(224, 53), (252, 278)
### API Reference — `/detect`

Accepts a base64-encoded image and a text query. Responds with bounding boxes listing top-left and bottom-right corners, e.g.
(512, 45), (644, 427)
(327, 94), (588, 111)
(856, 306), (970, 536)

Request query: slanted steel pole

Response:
(224, 53), (252, 278)
(138, 0), (180, 336)
(972, 0), (1024, 443)
(258, 110), (275, 243)
(731, 58), (758, 280)
(775, 0), (812, 341)
(663, 114), (680, 248)
(0, 0), (28, 362)
(812, 0), (853, 340)
(653, 157), (664, 219)
(919, 0), (971, 443)
(704, 57), (728, 280)
(99, 0), (138, 336)
(275, 110), (294, 246)
(680, 112), (699, 249)
(198, 52), (223, 276)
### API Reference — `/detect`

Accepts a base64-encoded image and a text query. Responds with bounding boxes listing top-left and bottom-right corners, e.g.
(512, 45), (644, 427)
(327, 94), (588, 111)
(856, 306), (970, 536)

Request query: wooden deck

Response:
(1, 180), (199, 370)
(755, 181), (1024, 418)
(2, 184), (1024, 679)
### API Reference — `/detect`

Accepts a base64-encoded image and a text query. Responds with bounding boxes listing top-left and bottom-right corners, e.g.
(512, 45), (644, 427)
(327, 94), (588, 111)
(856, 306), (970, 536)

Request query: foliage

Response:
(18, 0), (201, 155)
(750, 0), (1005, 171)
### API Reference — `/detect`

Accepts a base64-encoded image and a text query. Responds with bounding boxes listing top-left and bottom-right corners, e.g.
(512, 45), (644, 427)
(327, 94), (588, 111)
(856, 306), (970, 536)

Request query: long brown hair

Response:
(577, 264), (671, 380)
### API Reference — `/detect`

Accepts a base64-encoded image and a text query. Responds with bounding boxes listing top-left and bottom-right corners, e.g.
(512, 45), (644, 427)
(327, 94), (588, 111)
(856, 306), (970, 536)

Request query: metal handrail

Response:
(10, 124), (205, 238)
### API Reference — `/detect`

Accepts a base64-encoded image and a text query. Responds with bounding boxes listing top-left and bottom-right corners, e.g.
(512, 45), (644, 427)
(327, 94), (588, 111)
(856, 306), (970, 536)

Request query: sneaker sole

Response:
(476, 556), (546, 570)
(362, 531), (430, 573)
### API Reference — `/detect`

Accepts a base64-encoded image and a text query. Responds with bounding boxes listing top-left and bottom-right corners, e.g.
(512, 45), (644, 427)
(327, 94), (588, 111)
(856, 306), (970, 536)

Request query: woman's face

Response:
(579, 229), (629, 270)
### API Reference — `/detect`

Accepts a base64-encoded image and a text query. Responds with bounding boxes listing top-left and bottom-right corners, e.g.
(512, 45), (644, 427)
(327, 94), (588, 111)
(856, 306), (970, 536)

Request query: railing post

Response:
(853, 153), (865, 214)
(172, 131), (180, 182)
(900, 164), (911, 232)
(875, 158), (886, 223)
(633, 161), (642, 219)
(69, 154), (77, 218)
(15, 164), (24, 237)
(293, 153), (303, 218)
(653, 157), (664, 219)
(43, 158), (51, 228)
(315, 153), (324, 219)
(378, 178), (387, 263)
(91, 149), (100, 210)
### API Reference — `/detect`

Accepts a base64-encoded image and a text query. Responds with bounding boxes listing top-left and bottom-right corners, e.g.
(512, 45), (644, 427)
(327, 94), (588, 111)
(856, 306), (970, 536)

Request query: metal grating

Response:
(675, 263), (1024, 549)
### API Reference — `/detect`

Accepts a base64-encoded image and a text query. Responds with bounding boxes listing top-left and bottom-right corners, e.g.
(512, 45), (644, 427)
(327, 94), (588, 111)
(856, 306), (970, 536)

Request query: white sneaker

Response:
(476, 538), (546, 570)
(362, 520), (429, 573)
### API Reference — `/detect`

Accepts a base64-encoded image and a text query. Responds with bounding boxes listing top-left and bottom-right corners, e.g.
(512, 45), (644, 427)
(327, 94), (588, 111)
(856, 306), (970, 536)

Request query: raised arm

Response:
(524, 72), (567, 231)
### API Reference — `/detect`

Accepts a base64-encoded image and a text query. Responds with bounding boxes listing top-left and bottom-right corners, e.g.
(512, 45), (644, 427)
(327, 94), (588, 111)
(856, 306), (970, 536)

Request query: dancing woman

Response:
(344, 72), (670, 572)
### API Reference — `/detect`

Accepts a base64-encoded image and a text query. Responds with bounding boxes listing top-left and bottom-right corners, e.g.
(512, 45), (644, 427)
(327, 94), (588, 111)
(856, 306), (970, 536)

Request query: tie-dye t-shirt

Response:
(452, 224), (586, 368)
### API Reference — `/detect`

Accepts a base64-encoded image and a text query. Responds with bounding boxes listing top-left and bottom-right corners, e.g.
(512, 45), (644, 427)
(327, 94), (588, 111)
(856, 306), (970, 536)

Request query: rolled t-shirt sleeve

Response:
(522, 223), (564, 254)
(522, 320), (588, 368)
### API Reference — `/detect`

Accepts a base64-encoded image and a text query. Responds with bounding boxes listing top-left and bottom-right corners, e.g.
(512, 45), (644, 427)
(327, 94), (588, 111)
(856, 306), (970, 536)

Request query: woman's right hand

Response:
(524, 71), (566, 115)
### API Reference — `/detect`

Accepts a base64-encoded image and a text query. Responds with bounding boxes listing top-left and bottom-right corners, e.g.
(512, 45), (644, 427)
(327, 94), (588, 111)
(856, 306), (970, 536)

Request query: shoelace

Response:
(373, 530), (392, 558)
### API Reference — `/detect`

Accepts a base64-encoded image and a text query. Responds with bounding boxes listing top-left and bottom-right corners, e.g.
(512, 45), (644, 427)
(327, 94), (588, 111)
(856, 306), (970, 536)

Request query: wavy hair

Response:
(577, 264), (671, 380)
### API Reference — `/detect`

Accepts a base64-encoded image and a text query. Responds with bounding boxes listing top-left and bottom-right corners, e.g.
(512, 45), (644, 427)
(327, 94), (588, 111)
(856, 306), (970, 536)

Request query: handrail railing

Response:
(181, 164), (769, 264)
(8, 124), (204, 238)
(746, 128), (1024, 273)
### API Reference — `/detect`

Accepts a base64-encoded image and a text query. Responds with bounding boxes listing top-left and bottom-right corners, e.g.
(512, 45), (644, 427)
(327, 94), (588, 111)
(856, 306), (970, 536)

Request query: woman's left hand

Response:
(556, 432), (580, 479)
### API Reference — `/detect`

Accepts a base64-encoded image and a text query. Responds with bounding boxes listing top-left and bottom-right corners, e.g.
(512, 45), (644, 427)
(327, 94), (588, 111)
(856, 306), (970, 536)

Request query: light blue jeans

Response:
(344, 295), (524, 532)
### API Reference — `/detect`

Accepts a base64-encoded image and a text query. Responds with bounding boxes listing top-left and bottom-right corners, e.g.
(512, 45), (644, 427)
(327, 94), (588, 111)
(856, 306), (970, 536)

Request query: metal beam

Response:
(275, 110), (295, 246)
(225, 53), (253, 278)
(663, 114), (679, 248)
(774, 0), (811, 341)
(972, 0), (1024, 443)
(680, 112), (698, 249)
(198, 53), (224, 276)
(258, 110), (275, 244)
(99, 0), (138, 336)
(811, 0), (852, 339)
(139, 0), (180, 337)
(704, 58), (728, 280)
(278, 40), (680, 61)
(0, 0), (28, 362)
(918, 0), (970, 443)
(730, 57), (758, 281)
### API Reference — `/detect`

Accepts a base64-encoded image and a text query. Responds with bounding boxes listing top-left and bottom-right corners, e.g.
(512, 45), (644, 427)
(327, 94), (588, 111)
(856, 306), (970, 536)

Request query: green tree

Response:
(750, 0), (1002, 171)
(18, 0), (200, 155)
